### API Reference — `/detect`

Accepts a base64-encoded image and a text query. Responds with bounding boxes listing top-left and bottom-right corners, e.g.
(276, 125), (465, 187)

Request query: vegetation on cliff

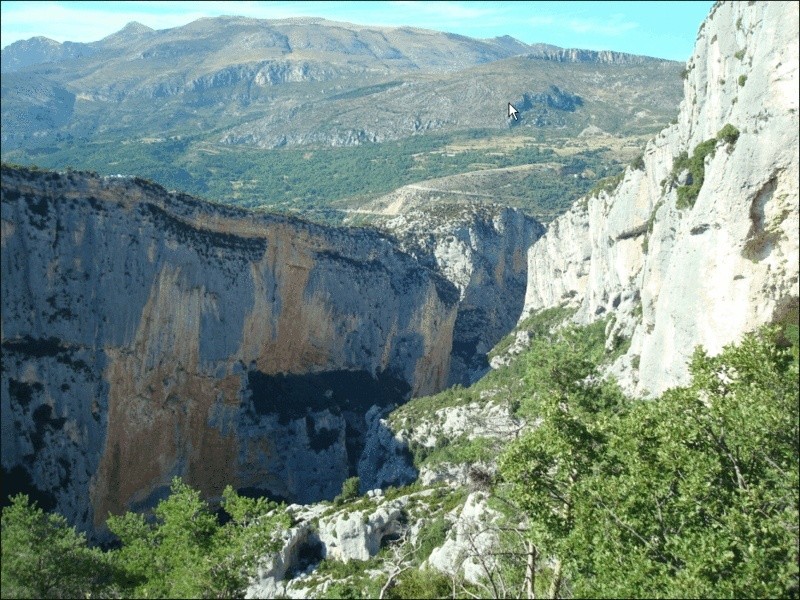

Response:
(3, 324), (795, 599)
(1, 480), (290, 598)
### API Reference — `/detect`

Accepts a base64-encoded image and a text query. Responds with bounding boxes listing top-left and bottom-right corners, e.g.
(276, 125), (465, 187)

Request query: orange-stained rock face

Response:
(1, 167), (458, 534)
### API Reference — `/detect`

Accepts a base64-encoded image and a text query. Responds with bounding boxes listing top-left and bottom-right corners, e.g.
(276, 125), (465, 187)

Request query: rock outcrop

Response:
(369, 197), (544, 385)
(0, 167), (459, 533)
(521, 0), (799, 396)
(317, 499), (405, 563)
(426, 491), (502, 584)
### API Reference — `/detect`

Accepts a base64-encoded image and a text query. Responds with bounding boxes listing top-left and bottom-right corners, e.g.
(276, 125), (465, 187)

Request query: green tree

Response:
(499, 324), (624, 597)
(209, 485), (291, 598)
(108, 477), (290, 598)
(1, 494), (113, 599)
(573, 328), (798, 598)
(502, 326), (798, 598)
(108, 477), (219, 597)
(335, 476), (361, 505)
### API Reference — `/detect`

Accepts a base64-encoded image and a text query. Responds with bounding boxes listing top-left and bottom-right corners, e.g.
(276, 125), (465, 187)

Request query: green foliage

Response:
(1, 495), (114, 599)
(630, 153), (645, 171)
(309, 554), (384, 599)
(107, 477), (224, 597)
(489, 305), (578, 367)
(672, 124), (739, 209)
(499, 324), (626, 542)
(4, 129), (621, 223)
(414, 516), (451, 562)
(0, 478), (290, 599)
(334, 477), (361, 505)
(717, 123), (740, 145)
(587, 170), (625, 200)
(413, 436), (494, 468)
(385, 567), (453, 599)
(673, 138), (717, 209)
(734, 49), (746, 60)
(500, 327), (799, 598)
(738, 74), (747, 87)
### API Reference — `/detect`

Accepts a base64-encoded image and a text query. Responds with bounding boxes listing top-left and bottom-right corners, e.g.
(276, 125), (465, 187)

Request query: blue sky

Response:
(1, 1), (714, 61)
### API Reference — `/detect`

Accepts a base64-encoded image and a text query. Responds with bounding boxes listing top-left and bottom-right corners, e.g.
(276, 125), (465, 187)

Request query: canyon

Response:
(0, 166), (539, 533)
(1, 1), (797, 558)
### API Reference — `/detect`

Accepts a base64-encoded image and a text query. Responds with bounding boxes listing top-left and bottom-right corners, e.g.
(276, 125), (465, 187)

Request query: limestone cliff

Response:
(521, 0), (799, 396)
(0, 167), (459, 532)
(349, 190), (544, 385)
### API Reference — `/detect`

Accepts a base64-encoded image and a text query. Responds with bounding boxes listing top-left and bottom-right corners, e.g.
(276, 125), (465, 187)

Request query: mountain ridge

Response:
(517, 0), (799, 396)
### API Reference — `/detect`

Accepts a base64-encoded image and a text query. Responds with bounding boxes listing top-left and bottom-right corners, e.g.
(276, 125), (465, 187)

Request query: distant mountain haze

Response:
(0, 16), (683, 214)
(0, 17), (681, 146)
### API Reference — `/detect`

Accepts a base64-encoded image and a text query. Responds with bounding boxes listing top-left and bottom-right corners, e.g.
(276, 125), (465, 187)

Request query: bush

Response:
(339, 476), (361, 502)
(587, 171), (625, 199)
(1, 495), (115, 599)
(385, 567), (453, 599)
(674, 138), (717, 209)
(738, 74), (747, 87)
(717, 123), (740, 144)
(501, 327), (799, 598)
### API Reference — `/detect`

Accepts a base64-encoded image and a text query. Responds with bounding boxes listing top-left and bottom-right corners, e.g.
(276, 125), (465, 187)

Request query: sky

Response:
(0, 1), (714, 61)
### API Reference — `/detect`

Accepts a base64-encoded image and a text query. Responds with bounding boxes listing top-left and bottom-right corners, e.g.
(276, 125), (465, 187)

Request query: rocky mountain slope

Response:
(239, 5), (799, 596)
(346, 194), (544, 385)
(1, 2), (797, 597)
(518, 0), (799, 396)
(0, 164), (544, 534)
(0, 166), (456, 532)
(1, 16), (682, 205)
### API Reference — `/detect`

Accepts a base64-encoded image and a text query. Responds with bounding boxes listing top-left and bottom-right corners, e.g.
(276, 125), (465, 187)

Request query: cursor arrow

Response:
(508, 102), (519, 120)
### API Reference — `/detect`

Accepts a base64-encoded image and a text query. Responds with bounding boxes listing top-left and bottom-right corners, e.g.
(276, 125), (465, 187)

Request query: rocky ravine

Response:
(0, 167), (464, 533)
(356, 193), (544, 386)
(0, 164), (544, 534)
(521, 0), (799, 396)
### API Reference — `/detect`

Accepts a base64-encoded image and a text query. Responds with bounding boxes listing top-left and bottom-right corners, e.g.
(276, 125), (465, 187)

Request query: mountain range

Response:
(1, 3), (797, 597)
(1, 17), (683, 215)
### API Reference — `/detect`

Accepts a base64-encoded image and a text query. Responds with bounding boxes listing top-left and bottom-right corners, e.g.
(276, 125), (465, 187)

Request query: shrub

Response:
(674, 138), (717, 209)
(672, 126), (738, 210)
(339, 476), (361, 502)
(717, 123), (740, 145)
(500, 327), (799, 598)
(738, 74), (747, 87)
(734, 49), (746, 60)
(588, 171), (624, 199)
(386, 567), (453, 599)
(1, 495), (114, 599)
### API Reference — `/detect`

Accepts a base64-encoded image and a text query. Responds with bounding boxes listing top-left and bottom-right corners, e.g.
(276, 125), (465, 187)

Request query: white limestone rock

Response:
(318, 500), (406, 563)
(520, 1), (799, 396)
(426, 491), (501, 584)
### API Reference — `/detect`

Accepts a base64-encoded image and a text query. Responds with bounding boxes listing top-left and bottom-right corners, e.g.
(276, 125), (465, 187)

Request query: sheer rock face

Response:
(0, 168), (458, 532)
(377, 200), (544, 385)
(521, 0), (799, 396)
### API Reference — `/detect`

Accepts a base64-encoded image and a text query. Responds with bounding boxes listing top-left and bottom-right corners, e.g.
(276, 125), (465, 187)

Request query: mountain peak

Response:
(120, 21), (154, 34)
(98, 20), (154, 45)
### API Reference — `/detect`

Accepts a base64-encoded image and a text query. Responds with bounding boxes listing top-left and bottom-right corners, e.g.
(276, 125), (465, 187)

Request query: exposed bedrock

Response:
(0, 168), (460, 532)
(521, 0), (799, 396)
